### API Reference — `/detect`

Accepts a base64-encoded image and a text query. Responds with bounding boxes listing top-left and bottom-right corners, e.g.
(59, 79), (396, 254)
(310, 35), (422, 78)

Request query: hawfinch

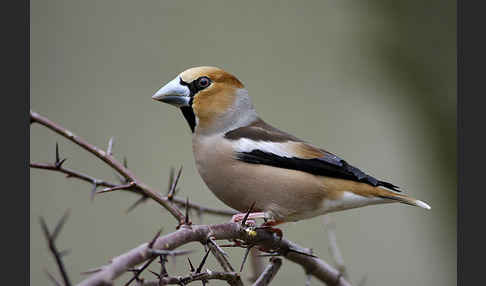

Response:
(152, 66), (430, 225)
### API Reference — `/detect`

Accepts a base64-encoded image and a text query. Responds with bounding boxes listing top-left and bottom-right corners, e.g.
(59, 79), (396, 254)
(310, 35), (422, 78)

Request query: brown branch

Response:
(140, 271), (242, 286)
(252, 257), (282, 286)
(29, 162), (236, 217)
(207, 237), (235, 273)
(31, 110), (186, 224)
(77, 223), (352, 286)
(32, 111), (352, 286)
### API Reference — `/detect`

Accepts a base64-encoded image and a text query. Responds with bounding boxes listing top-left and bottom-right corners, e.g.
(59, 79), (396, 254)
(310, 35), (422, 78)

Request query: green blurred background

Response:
(30, 1), (456, 285)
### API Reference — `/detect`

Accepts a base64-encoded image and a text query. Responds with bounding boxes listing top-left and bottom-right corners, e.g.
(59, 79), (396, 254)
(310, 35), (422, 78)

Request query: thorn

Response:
(55, 142), (60, 164)
(207, 237), (228, 257)
(124, 257), (157, 286)
(51, 208), (70, 238)
(54, 143), (67, 168)
(184, 197), (191, 225)
(39, 216), (50, 240)
(159, 255), (168, 277)
(80, 267), (103, 275)
(97, 182), (134, 194)
(240, 245), (254, 272)
(196, 249), (211, 274)
(90, 181), (98, 202)
(167, 166), (183, 200)
(148, 229), (162, 249)
(125, 196), (148, 213)
(55, 158), (67, 169)
(123, 156), (128, 168)
(187, 257), (195, 272)
(287, 247), (317, 258)
(148, 269), (160, 278)
(107, 137), (114, 156)
(241, 202), (256, 227)
(168, 167), (175, 191)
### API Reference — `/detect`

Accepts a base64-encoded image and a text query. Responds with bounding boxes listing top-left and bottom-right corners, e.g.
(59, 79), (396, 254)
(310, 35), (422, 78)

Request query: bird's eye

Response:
(197, 77), (211, 89)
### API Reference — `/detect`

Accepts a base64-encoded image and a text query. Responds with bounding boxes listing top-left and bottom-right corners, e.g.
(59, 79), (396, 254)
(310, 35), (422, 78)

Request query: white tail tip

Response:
(415, 200), (431, 210)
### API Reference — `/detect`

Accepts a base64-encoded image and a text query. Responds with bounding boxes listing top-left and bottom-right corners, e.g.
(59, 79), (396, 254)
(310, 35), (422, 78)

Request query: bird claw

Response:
(230, 212), (266, 226)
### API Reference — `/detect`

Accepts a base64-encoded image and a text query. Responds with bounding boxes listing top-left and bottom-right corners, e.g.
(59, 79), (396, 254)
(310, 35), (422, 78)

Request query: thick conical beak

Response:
(152, 76), (191, 107)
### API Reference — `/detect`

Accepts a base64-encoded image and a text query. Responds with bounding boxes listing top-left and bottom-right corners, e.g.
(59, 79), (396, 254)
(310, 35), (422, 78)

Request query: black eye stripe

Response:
(179, 76), (211, 97)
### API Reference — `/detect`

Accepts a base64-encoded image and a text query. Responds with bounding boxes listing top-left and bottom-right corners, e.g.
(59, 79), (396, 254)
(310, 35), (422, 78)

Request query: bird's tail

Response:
(375, 188), (431, 210)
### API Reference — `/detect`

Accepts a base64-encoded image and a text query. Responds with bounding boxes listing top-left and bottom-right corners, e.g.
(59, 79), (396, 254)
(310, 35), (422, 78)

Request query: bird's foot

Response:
(230, 212), (267, 226)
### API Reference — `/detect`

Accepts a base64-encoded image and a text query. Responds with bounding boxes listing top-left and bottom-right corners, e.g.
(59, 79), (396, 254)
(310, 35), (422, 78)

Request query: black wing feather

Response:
(236, 150), (400, 192)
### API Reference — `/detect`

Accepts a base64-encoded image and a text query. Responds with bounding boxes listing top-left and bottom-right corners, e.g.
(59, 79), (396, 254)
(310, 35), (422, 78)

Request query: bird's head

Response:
(152, 66), (257, 134)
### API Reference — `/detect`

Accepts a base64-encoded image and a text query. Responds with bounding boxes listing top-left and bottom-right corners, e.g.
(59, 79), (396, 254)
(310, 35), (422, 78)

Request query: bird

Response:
(152, 66), (430, 226)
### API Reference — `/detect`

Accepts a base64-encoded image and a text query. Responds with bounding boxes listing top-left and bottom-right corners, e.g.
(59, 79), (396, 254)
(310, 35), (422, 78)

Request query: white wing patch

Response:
(232, 138), (297, 158)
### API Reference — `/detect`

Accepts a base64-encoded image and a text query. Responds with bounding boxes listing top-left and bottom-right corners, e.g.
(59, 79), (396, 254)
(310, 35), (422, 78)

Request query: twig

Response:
(78, 222), (352, 286)
(140, 270), (243, 286)
(125, 196), (149, 213)
(252, 257), (282, 286)
(323, 215), (348, 279)
(167, 166), (183, 201)
(32, 111), (352, 286)
(31, 110), (187, 224)
(29, 163), (236, 217)
(196, 249), (211, 274)
(40, 210), (72, 286)
(206, 237), (240, 285)
(106, 137), (114, 156)
(124, 257), (157, 286)
(240, 245), (254, 272)
(184, 197), (191, 226)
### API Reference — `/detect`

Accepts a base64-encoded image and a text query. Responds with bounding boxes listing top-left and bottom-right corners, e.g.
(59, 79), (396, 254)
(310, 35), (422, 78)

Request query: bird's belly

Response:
(193, 139), (328, 221)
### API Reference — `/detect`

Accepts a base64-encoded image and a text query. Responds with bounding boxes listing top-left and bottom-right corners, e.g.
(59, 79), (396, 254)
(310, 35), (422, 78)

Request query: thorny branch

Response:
(29, 162), (236, 216)
(31, 110), (186, 224)
(252, 257), (282, 286)
(31, 110), (353, 286)
(140, 271), (243, 286)
(30, 110), (236, 219)
(40, 210), (72, 286)
(76, 223), (351, 286)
